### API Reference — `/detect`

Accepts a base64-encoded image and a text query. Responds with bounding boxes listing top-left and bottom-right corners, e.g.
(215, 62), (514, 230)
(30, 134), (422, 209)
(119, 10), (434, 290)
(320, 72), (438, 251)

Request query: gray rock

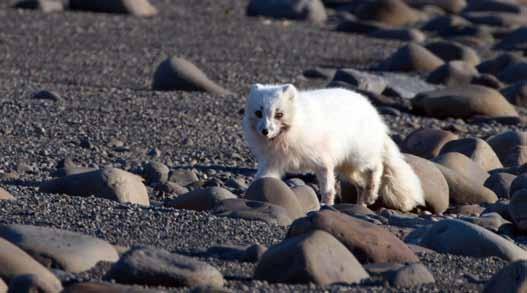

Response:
(496, 26), (527, 51)
(461, 212), (512, 233)
(0, 238), (62, 292)
(378, 43), (444, 73)
(106, 247), (225, 288)
(498, 62), (527, 84)
(402, 128), (459, 159)
(426, 61), (479, 86)
(477, 52), (526, 76)
(425, 41), (480, 66)
(376, 72), (439, 99)
(354, 0), (423, 27)
(152, 57), (232, 96)
(39, 167), (150, 207)
(435, 164), (497, 205)
(501, 81), (527, 108)
(213, 198), (293, 226)
(386, 263), (435, 288)
(331, 69), (387, 94)
(143, 161), (169, 185)
(247, 0), (327, 23)
(254, 230), (369, 285)
(165, 187), (236, 211)
(169, 168), (200, 187)
(0, 224), (119, 273)
(69, 0), (158, 16)
(246, 178), (305, 220)
(438, 137), (503, 172)
(487, 131), (527, 167)
(291, 185), (320, 213)
(407, 219), (527, 261)
(484, 172), (515, 198)
(483, 260), (527, 293)
(509, 188), (527, 232)
(63, 282), (166, 292)
(421, 15), (470, 32)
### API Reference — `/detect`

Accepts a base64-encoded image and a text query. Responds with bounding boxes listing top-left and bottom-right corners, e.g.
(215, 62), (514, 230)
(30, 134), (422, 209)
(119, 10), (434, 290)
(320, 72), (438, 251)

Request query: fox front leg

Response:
(316, 166), (336, 206)
(254, 160), (282, 179)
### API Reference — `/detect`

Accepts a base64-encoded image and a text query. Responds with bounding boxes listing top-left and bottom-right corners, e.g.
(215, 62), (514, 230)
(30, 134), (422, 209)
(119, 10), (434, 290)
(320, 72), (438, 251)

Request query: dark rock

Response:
(247, 0), (327, 23)
(70, 0), (158, 16)
(484, 172), (516, 198)
(426, 61), (479, 86)
(165, 187), (236, 211)
(402, 128), (459, 159)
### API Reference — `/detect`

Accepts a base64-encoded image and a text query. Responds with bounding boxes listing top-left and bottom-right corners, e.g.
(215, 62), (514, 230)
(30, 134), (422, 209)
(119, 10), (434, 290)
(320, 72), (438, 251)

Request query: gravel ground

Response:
(0, 0), (520, 291)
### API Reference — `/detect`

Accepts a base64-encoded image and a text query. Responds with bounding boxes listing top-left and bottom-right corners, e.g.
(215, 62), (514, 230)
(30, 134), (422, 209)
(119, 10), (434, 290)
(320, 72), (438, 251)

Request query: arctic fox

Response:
(242, 83), (425, 211)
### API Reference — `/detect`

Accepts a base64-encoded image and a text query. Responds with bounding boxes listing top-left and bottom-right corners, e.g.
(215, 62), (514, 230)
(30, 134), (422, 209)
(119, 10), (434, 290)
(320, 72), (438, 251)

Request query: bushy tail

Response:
(379, 136), (425, 212)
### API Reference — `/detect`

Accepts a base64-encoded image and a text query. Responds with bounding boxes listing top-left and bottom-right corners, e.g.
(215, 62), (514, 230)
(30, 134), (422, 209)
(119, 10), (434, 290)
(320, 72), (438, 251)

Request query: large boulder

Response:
(246, 178), (305, 220)
(412, 85), (518, 119)
(254, 230), (369, 285)
(496, 26), (527, 51)
(39, 167), (150, 206)
(438, 138), (503, 171)
(434, 152), (490, 184)
(287, 210), (419, 264)
(401, 128), (459, 159)
(0, 224), (119, 273)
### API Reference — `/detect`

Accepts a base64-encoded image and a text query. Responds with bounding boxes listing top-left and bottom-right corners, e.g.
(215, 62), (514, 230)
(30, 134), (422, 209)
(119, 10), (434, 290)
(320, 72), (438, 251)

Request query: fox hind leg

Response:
(361, 162), (383, 205)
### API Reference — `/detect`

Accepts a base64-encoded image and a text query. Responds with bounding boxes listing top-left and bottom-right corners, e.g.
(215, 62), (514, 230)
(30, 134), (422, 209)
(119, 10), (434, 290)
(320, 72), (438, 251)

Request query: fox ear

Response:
(282, 84), (297, 101)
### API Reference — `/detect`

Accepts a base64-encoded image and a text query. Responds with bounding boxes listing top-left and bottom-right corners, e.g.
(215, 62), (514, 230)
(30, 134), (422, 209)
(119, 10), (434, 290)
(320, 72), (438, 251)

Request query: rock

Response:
(8, 274), (63, 293)
(369, 28), (426, 42)
(450, 204), (484, 216)
(0, 188), (15, 201)
(254, 230), (369, 285)
(461, 212), (512, 233)
(470, 74), (504, 90)
(484, 172), (515, 198)
(287, 210), (420, 264)
(501, 81), (527, 108)
(377, 72), (440, 99)
(405, 154), (449, 214)
(246, 178), (305, 220)
(213, 198), (293, 226)
(206, 245), (251, 261)
(464, 0), (523, 13)
(435, 164), (498, 204)
(334, 203), (376, 217)
(487, 131), (527, 167)
(406, 0), (466, 13)
(336, 16), (388, 34)
(483, 260), (527, 293)
(477, 52), (526, 76)
(69, 0), (158, 16)
(330, 69), (387, 94)
(407, 219), (527, 261)
(291, 185), (320, 213)
(143, 161), (169, 185)
(246, 0), (327, 23)
(152, 57), (232, 96)
(412, 85), (518, 119)
(511, 174), (527, 196)
(39, 167), (150, 207)
(355, 0), (423, 27)
(165, 187), (236, 211)
(425, 41), (480, 66)
(402, 128), (459, 159)
(63, 282), (165, 292)
(244, 244), (267, 263)
(14, 0), (64, 12)
(169, 168), (199, 187)
(377, 43), (444, 73)
(426, 61), (479, 86)
(421, 15), (470, 32)
(463, 11), (527, 28)
(483, 200), (512, 221)
(53, 158), (95, 177)
(0, 238), (62, 292)
(498, 62), (527, 84)
(438, 138), (503, 172)
(0, 224), (119, 273)
(496, 26), (527, 51)
(386, 263), (435, 288)
(509, 188), (527, 231)
(157, 181), (189, 196)
(106, 247), (225, 288)
(434, 152), (490, 184)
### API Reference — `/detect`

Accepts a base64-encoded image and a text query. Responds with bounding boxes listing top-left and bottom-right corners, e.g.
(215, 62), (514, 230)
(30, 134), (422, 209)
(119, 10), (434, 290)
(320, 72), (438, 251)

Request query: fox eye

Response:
(255, 110), (262, 118)
(275, 112), (283, 119)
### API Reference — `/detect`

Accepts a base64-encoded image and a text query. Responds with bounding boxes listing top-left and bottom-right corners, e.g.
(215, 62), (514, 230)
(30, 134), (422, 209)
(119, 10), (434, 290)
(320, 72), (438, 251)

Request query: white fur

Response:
(242, 84), (425, 211)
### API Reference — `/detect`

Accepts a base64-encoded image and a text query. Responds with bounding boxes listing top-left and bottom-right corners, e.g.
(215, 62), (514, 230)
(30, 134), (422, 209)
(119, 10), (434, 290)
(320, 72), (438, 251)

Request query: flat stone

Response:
(254, 230), (369, 285)
(106, 247), (225, 288)
(0, 224), (119, 273)
(213, 198), (293, 226)
(39, 167), (150, 207)
(165, 187), (236, 211)
(331, 68), (387, 94)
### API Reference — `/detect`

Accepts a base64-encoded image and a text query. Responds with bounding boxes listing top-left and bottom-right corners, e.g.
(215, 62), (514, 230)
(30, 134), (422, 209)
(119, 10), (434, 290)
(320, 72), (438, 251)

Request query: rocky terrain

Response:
(2, 0), (527, 292)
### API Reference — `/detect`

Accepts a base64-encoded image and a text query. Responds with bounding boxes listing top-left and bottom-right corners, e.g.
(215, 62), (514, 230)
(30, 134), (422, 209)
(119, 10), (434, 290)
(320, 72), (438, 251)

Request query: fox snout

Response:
(257, 119), (278, 139)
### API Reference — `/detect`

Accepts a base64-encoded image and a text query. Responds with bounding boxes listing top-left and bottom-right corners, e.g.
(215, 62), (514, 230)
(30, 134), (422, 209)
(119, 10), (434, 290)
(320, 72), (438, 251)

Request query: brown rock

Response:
(355, 0), (423, 27)
(254, 230), (369, 285)
(509, 189), (527, 232)
(426, 61), (479, 86)
(487, 131), (527, 167)
(438, 138), (503, 171)
(291, 185), (320, 213)
(287, 210), (420, 264)
(164, 187), (236, 211)
(246, 178), (305, 220)
(402, 128), (459, 159)
(435, 164), (498, 204)
(378, 43), (444, 73)
(0, 188), (14, 201)
(434, 152), (490, 184)
(425, 41), (480, 66)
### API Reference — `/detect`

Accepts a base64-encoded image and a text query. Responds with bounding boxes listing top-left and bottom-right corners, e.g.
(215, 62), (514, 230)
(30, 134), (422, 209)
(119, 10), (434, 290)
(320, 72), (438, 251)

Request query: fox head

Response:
(244, 83), (297, 140)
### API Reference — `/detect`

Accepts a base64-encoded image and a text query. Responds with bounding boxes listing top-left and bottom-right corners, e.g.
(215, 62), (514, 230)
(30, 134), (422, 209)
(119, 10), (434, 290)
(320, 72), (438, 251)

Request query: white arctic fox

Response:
(242, 83), (425, 211)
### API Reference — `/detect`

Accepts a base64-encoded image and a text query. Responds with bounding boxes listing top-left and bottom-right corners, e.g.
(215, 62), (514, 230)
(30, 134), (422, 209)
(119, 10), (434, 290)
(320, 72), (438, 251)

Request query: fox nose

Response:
(261, 129), (269, 136)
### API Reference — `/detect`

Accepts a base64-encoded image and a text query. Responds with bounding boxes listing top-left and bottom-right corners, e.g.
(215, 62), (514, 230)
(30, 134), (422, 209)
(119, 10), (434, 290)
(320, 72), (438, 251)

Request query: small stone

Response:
(291, 185), (320, 213)
(156, 181), (189, 196)
(426, 61), (479, 86)
(421, 15), (470, 32)
(247, 0), (327, 24)
(509, 189), (527, 232)
(0, 188), (14, 201)
(386, 263), (435, 287)
(169, 168), (199, 187)
(355, 0), (423, 27)
(484, 172), (516, 198)
(246, 178), (305, 220)
(244, 244), (267, 263)
(39, 167), (150, 206)
(254, 230), (369, 285)
(152, 57), (232, 96)
(487, 131), (527, 167)
(450, 204), (484, 217)
(165, 187), (236, 211)
(501, 81), (527, 108)
(106, 247), (225, 288)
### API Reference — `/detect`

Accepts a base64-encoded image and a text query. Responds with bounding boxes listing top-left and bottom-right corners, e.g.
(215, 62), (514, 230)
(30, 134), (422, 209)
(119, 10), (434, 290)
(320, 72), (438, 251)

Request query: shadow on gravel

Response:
(0, 179), (40, 188)
(191, 165), (256, 176)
